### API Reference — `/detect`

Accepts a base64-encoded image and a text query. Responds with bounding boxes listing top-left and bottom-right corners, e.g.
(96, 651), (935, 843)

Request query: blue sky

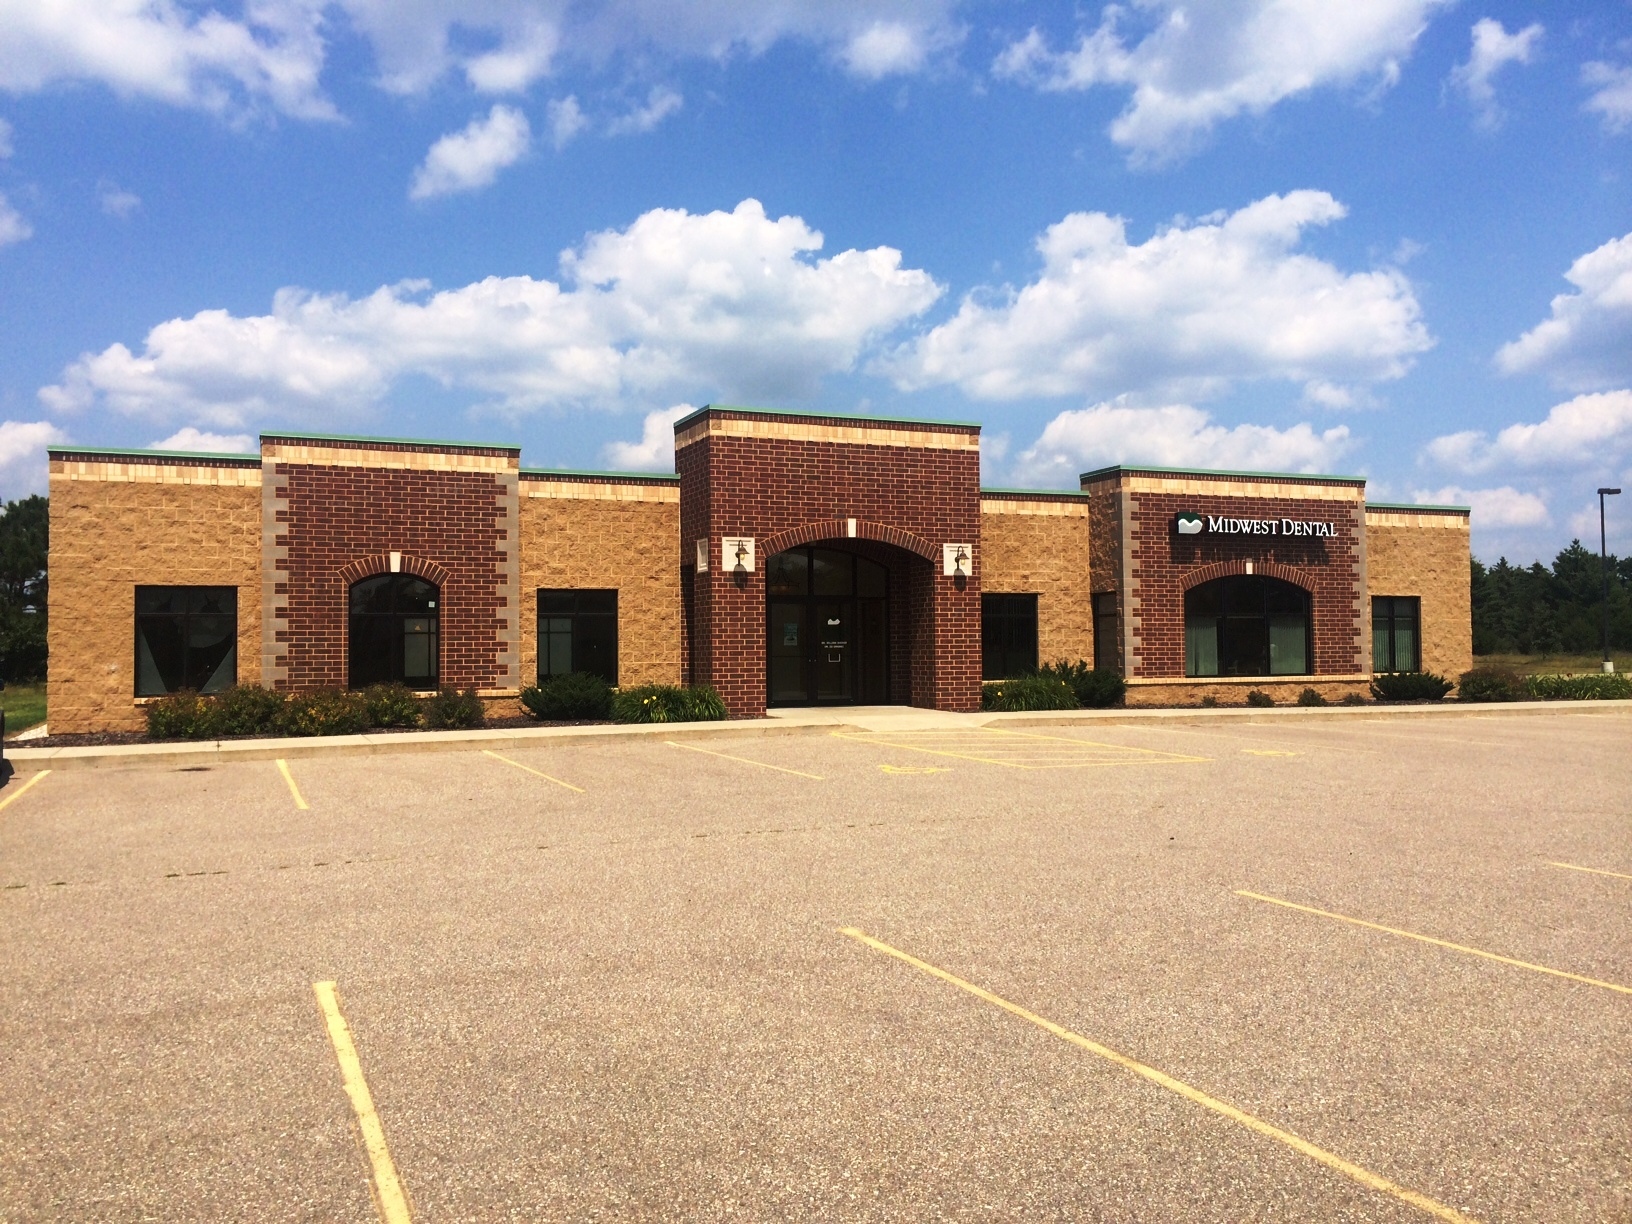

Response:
(1, 1), (1629, 562)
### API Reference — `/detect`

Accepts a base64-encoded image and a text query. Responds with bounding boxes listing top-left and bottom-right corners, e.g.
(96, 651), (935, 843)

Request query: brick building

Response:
(46, 406), (1472, 731)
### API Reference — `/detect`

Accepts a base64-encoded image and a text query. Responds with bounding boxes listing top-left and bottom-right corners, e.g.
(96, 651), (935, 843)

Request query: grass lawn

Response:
(1476, 651), (1632, 676)
(3, 682), (46, 735)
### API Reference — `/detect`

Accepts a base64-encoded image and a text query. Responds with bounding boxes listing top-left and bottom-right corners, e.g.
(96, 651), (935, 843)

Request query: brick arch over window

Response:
(1179, 560), (1310, 591)
(760, 520), (938, 563)
(336, 554), (452, 588)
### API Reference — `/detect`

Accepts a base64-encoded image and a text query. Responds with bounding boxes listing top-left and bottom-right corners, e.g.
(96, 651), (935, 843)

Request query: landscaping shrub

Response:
(1297, 687), (1327, 706)
(611, 684), (728, 723)
(1371, 671), (1453, 702)
(1340, 692), (1367, 706)
(1525, 672), (1632, 701)
(145, 691), (219, 740)
(1038, 660), (1125, 708)
(422, 688), (486, 729)
(1455, 666), (1524, 703)
(278, 688), (369, 737)
(1245, 690), (1276, 707)
(362, 683), (423, 728)
(520, 672), (612, 720)
(981, 675), (1078, 712)
(1199, 695), (1218, 708)
(213, 685), (286, 736)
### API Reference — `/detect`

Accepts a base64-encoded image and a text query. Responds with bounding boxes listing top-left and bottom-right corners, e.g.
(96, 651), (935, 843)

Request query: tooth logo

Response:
(1175, 513), (1204, 535)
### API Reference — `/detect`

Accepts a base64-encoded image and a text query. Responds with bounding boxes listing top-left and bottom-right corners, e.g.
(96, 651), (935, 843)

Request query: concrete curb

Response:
(5, 699), (1625, 774)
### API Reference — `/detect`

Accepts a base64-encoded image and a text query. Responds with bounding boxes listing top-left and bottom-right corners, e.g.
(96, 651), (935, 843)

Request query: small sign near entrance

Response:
(782, 622), (798, 646)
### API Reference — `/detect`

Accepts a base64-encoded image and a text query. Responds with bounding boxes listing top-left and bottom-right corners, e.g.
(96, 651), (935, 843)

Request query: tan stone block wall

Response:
(518, 491), (682, 694)
(1365, 517), (1472, 681)
(49, 474), (262, 733)
(979, 500), (1094, 666)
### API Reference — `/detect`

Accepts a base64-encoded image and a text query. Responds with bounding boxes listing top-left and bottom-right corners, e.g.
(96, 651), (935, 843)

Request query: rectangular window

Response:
(1372, 596), (1421, 673)
(538, 589), (618, 685)
(135, 586), (237, 696)
(981, 593), (1038, 681)
(1093, 593), (1119, 673)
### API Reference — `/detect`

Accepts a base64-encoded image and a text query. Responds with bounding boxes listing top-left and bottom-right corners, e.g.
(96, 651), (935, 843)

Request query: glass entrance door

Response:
(814, 602), (852, 700)
(766, 547), (889, 705)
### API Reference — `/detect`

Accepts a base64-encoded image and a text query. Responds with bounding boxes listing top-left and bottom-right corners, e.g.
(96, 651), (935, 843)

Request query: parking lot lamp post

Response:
(1600, 487), (1621, 674)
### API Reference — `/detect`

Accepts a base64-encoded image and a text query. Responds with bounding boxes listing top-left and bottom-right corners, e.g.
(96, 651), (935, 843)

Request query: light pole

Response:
(1599, 487), (1621, 674)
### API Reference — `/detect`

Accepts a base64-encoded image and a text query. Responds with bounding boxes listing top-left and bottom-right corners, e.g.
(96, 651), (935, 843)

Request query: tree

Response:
(1471, 539), (1632, 657)
(0, 495), (48, 682)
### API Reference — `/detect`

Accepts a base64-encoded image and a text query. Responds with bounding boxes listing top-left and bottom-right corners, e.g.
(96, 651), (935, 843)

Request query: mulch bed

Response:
(13, 717), (611, 750)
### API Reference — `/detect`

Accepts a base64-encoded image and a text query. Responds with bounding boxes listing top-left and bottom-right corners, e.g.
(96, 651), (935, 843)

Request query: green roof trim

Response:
(520, 467), (679, 481)
(50, 446), (261, 464)
(1365, 501), (1471, 514)
(1079, 462), (1367, 486)
(980, 486), (1090, 498)
(262, 429), (520, 451)
(675, 402), (982, 433)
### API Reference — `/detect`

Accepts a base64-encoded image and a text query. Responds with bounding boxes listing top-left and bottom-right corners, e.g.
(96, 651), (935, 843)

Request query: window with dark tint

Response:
(1372, 596), (1421, 673)
(135, 586), (237, 696)
(538, 589), (618, 685)
(1184, 576), (1310, 677)
(982, 593), (1039, 680)
(1093, 592), (1119, 673)
(349, 574), (439, 689)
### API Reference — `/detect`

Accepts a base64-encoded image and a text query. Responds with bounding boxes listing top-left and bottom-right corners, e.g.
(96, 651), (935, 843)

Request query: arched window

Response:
(1185, 575), (1310, 677)
(349, 574), (439, 689)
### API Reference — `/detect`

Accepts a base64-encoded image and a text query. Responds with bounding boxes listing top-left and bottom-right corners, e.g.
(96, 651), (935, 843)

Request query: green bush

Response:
(422, 688), (486, 729)
(278, 688), (369, 737)
(213, 685), (287, 736)
(1340, 692), (1367, 706)
(612, 684), (728, 723)
(1455, 666), (1524, 703)
(520, 672), (613, 720)
(1371, 671), (1453, 702)
(1297, 687), (1327, 707)
(981, 675), (1079, 711)
(1525, 672), (1632, 700)
(1199, 695), (1218, 708)
(146, 691), (219, 739)
(361, 683), (423, 728)
(1245, 690), (1276, 707)
(1038, 660), (1126, 708)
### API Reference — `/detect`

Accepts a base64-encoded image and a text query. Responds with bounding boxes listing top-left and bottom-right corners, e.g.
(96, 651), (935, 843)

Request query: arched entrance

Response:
(349, 573), (440, 689)
(766, 546), (890, 705)
(1184, 574), (1310, 677)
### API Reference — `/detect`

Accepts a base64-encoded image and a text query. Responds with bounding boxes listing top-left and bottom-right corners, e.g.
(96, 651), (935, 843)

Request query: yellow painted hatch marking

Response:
(276, 759), (309, 810)
(833, 727), (1207, 770)
(665, 740), (823, 780)
(1546, 861), (1632, 881)
(1242, 749), (1299, 756)
(313, 981), (412, 1224)
(840, 927), (1477, 1223)
(0, 769), (50, 815)
(480, 749), (585, 793)
(1237, 890), (1632, 996)
(879, 764), (953, 774)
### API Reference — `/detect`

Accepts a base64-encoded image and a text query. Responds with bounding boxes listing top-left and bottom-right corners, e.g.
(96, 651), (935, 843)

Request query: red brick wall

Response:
(272, 463), (510, 690)
(679, 420), (981, 716)
(1128, 492), (1366, 678)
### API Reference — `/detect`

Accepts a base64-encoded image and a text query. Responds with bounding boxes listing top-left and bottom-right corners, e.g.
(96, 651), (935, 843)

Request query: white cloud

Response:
(993, 0), (1450, 162)
(1425, 391), (1632, 473)
(150, 426), (255, 453)
(547, 95), (587, 149)
(1496, 231), (1632, 390)
(607, 86), (682, 136)
(603, 403), (694, 470)
(1413, 484), (1549, 528)
(409, 105), (531, 200)
(0, 117), (12, 158)
(842, 21), (928, 79)
(1449, 18), (1542, 131)
(1014, 401), (1352, 486)
(1584, 61), (1632, 133)
(0, 192), (31, 247)
(39, 199), (943, 428)
(98, 179), (141, 218)
(0, 419), (68, 498)
(0, 0), (335, 120)
(882, 191), (1430, 403)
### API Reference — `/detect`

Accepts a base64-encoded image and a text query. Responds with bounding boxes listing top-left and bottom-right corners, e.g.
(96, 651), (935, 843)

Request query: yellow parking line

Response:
(1547, 861), (1632, 881)
(481, 749), (585, 793)
(0, 769), (50, 814)
(276, 759), (309, 810)
(1236, 890), (1632, 996)
(665, 740), (823, 780)
(313, 982), (411, 1224)
(840, 928), (1475, 1223)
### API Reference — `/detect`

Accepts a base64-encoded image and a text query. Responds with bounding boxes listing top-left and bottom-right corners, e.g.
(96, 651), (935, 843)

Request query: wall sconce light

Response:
(733, 540), (749, 575)
(953, 546), (969, 578)
(942, 542), (974, 578)
(723, 536), (755, 577)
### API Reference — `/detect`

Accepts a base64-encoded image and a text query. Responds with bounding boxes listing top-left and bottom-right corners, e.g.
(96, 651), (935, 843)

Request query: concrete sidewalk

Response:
(5, 699), (1625, 774)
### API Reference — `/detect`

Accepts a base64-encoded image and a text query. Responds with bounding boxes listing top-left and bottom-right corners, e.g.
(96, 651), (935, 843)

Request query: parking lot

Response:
(1, 709), (1628, 1222)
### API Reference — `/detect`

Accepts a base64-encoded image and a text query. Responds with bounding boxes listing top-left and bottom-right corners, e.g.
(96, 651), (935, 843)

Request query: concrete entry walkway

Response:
(765, 704), (985, 732)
